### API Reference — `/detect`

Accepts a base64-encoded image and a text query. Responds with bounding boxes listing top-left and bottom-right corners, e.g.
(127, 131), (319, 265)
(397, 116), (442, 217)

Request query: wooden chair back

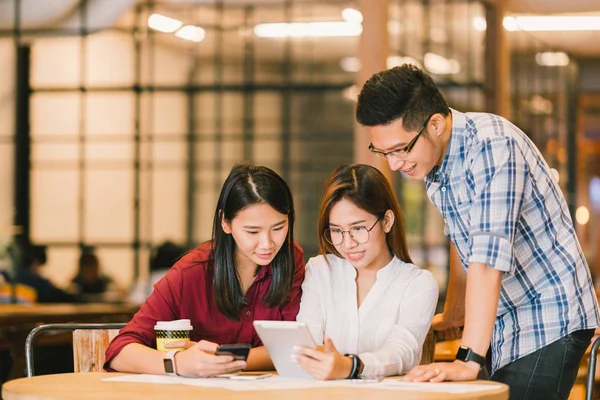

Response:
(73, 329), (120, 372)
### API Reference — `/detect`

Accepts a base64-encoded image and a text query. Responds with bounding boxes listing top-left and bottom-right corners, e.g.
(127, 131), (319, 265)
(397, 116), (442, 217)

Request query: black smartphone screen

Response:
(215, 343), (251, 361)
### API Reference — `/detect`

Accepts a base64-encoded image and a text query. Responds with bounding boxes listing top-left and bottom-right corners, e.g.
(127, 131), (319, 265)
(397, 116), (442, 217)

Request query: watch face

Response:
(164, 358), (175, 373)
(455, 346), (485, 366)
(456, 346), (469, 361)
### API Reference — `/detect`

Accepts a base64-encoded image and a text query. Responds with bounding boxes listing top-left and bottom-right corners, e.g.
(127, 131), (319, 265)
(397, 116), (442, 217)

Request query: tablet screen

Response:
(253, 320), (318, 379)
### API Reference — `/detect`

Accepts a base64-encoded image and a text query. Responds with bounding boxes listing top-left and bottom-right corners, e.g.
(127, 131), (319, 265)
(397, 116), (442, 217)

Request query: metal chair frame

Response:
(25, 323), (126, 377)
(587, 336), (600, 400)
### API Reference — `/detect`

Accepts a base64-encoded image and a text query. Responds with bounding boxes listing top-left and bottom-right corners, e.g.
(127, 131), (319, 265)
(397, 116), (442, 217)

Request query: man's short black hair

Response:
(356, 64), (450, 131)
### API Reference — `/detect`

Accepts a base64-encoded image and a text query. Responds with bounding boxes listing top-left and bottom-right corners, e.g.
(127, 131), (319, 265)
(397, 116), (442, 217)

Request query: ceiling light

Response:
(342, 8), (363, 24)
(503, 16), (519, 31)
(424, 53), (461, 75)
(253, 22), (362, 38)
(550, 168), (560, 183)
(148, 13), (183, 33)
(528, 95), (553, 115)
(508, 15), (600, 31)
(576, 206), (590, 225)
(388, 21), (402, 35)
(473, 16), (487, 32)
(340, 57), (361, 72)
(535, 52), (570, 67)
(175, 25), (206, 42)
(342, 85), (360, 102)
(590, 177), (600, 210)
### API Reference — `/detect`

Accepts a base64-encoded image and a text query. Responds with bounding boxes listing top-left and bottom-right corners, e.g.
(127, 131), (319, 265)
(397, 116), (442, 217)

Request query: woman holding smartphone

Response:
(293, 164), (438, 380)
(105, 164), (305, 378)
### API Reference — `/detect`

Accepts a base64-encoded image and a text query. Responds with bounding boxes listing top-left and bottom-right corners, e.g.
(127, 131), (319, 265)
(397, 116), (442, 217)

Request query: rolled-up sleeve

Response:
(104, 264), (183, 369)
(466, 137), (528, 273)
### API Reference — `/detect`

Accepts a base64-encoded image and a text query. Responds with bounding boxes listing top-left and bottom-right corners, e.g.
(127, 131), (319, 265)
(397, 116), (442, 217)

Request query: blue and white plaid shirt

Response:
(425, 109), (600, 374)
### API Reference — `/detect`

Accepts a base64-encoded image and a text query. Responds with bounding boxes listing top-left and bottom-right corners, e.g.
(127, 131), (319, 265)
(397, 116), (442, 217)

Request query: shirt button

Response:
(441, 187), (446, 192)
(246, 310), (251, 316)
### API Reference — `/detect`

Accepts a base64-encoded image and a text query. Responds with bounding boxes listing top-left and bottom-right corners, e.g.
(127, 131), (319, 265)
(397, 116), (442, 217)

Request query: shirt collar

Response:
(425, 108), (466, 184)
(344, 255), (401, 279)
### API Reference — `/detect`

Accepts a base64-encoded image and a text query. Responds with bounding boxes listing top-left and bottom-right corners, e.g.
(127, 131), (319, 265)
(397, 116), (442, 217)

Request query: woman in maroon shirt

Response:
(105, 164), (305, 377)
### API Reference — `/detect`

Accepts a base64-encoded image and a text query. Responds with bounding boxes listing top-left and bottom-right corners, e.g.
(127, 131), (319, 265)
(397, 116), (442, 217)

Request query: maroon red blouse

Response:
(105, 241), (305, 368)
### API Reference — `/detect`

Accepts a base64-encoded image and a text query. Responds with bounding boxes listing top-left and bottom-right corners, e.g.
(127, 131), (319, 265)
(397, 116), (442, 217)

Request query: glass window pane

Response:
(84, 142), (134, 166)
(140, 39), (193, 86)
(84, 170), (133, 242)
(0, 39), (14, 136)
(31, 93), (81, 136)
(95, 247), (135, 290)
(40, 246), (79, 289)
(152, 142), (187, 164)
(194, 138), (216, 165)
(152, 170), (186, 243)
(85, 93), (134, 135)
(194, 168), (218, 243)
(32, 142), (79, 164)
(0, 144), (13, 233)
(253, 139), (281, 169)
(31, 37), (81, 88)
(86, 31), (134, 87)
(31, 170), (79, 242)
(254, 92), (281, 135)
(141, 93), (188, 136)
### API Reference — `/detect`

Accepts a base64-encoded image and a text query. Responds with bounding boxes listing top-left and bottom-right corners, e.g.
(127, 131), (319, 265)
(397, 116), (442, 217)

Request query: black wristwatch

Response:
(344, 354), (364, 379)
(455, 346), (486, 367)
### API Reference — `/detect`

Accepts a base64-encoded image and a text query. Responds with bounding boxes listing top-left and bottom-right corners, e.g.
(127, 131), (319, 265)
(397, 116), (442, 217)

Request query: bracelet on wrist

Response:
(344, 354), (358, 379)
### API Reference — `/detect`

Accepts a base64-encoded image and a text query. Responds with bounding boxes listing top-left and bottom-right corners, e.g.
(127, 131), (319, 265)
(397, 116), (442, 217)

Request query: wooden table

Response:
(2, 372), (509, 400)
(0, 303), (139, 328)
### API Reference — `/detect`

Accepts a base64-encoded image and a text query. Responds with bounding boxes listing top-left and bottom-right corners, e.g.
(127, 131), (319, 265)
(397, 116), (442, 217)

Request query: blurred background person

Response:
(15, 244), (79, 303)
(70, 247), (121, 303)
(128, 241), (186, 304)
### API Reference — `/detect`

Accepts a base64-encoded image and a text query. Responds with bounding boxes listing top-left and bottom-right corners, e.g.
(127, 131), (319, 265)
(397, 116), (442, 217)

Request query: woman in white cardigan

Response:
(293, 164), (439, 380)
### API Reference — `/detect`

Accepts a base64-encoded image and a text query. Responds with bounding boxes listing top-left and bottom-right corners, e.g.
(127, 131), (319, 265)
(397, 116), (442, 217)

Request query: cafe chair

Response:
(25, 322), (126, 377)
(586, 336), (600, 400)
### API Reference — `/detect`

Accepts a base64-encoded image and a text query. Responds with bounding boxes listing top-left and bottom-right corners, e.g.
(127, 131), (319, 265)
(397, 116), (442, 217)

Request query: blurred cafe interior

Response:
(0, 0), (599, 396)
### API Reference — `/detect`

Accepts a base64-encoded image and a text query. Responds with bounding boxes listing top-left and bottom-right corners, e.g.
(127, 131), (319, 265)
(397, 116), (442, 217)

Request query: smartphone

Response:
(215, 343), (251, 361)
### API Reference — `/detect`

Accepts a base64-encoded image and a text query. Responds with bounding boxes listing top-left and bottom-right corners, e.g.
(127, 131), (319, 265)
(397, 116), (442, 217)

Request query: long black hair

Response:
(212, 163), (296, 320)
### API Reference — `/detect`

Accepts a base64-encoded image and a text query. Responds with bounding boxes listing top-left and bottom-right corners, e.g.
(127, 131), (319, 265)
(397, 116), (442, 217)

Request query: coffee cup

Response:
(154, 319), (193, 351)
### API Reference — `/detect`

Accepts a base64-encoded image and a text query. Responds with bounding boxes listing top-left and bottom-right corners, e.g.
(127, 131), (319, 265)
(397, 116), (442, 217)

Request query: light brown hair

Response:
(317, 164), (412, 263)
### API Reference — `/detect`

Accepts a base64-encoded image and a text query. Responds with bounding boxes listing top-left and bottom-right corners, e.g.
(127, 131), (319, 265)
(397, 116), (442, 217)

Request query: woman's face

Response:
(222, 203), (289, 270)
(328, 199), (394, 271)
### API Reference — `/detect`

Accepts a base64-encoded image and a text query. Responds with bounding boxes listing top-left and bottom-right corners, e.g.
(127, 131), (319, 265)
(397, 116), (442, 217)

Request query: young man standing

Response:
(356, 64), (599, 400)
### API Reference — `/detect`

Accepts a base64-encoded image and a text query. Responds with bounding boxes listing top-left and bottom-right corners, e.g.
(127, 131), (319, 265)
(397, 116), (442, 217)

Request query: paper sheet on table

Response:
(103, 374), (504, 393)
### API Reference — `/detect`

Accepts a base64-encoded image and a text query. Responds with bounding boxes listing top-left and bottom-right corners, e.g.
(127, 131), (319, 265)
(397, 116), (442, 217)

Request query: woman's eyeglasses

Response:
(324, 216), (383, 246)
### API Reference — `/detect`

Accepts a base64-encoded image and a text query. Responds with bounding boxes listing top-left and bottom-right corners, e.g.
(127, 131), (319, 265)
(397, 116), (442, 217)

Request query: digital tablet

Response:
(253, 320), (318, 379)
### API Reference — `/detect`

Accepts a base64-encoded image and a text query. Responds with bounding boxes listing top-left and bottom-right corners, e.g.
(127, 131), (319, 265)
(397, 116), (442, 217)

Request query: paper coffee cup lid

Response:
(154, 319), (193, 331)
